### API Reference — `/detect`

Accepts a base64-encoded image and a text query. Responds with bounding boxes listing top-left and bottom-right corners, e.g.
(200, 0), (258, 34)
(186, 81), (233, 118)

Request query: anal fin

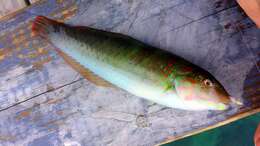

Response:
(55, 48), (115, 88)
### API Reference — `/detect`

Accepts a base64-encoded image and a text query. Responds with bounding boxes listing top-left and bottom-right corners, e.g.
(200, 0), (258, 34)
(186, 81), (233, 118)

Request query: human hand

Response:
(254, 123), (260, 146)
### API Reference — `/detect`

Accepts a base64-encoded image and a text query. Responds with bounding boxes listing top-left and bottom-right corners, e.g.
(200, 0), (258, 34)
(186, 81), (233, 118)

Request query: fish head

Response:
(173, 70), (234, 110)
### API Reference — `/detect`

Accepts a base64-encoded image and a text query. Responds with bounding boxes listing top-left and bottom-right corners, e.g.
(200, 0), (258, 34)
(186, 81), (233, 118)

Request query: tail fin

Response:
(32, 16), (62, 39)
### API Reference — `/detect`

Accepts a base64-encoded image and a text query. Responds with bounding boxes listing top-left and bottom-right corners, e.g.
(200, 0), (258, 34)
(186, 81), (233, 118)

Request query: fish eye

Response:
(204, 79), (213, 87)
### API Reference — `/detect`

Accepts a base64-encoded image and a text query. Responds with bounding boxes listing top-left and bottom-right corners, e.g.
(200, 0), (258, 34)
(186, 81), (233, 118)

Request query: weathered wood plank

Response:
(0, 0), (80, 110)
(0, 0), (27, 18)
(0, 0), (259, 145)
(0, 79), (240, 146)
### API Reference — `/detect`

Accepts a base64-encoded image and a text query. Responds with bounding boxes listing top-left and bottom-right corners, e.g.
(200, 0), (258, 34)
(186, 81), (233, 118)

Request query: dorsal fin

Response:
(55, 48), (114, 87)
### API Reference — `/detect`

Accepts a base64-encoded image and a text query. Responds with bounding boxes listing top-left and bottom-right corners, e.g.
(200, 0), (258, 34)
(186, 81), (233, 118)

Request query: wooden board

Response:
(0, 0), (27, 18)
(0, 0), (259, 145)
(161, 111), (260, 146)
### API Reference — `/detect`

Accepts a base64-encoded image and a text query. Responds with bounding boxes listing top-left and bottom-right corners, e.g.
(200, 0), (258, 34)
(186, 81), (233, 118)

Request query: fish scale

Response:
(32, 16), (239, 111)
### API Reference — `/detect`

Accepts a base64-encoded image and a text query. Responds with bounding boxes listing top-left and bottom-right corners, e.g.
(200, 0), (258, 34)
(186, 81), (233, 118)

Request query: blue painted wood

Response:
(0, 0), (259, 145)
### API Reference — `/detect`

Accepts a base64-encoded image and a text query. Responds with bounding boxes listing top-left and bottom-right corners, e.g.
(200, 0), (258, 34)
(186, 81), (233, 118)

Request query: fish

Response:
(32, 16), (242, 111)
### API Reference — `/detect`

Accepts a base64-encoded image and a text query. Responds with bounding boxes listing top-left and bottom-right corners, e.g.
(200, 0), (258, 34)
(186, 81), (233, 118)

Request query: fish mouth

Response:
(215, 96), (243, 111)
(230, 96), (244, 106)
(210, 102), (229, 111)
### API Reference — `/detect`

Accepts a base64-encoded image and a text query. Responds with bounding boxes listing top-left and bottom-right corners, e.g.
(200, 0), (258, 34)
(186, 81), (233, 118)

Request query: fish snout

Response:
(230, 96), (244, 106)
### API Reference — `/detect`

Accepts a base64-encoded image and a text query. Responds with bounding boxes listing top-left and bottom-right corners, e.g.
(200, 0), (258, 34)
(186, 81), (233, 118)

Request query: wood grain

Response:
(0, 0), (259, 146)
(0, 0), (26, 18)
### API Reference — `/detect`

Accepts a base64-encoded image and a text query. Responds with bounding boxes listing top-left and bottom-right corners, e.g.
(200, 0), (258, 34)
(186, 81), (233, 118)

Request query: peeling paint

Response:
(32, 56), (52, 70)
(17, 48), (49, 59)
(15, 109), (32, 120)
(0, 0), (258, 146)
(0, 135), (16, 141)
(46, 98), (63, 105)
(0, 48), (12, 61)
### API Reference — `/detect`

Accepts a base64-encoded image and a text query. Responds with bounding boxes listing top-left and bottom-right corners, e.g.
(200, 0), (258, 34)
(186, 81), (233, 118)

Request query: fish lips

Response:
(230, 96), (244, 106)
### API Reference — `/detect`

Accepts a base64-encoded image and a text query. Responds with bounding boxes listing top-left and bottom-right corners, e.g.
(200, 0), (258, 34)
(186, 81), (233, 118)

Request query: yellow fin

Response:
(55, 48), (114, 87)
